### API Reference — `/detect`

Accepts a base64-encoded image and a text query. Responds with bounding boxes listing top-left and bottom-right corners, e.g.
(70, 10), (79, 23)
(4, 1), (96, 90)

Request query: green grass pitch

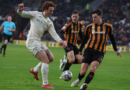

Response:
(0, 43), (130, 90)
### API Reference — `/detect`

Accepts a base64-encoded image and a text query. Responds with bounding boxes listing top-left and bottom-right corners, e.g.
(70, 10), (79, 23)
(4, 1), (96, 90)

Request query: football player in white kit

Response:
(17, 2), (67, 89)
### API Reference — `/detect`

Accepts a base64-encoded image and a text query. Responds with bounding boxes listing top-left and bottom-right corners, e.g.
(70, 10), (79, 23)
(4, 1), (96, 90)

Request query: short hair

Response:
(42, 1), (56, 11)
(91, 9), (103, 16)
(72, 10), (79, 15)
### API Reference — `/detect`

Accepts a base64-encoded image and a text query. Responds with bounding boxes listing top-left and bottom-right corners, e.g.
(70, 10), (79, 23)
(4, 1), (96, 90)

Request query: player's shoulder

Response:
(65, 20), (72, 26)
(86, 23), (94, 28)
(103, 22), (112, 27)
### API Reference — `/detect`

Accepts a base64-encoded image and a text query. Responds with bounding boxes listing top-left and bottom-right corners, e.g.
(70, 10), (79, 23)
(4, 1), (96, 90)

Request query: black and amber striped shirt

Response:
(80, 22), (117, 53)
(60, 21), (83, 45)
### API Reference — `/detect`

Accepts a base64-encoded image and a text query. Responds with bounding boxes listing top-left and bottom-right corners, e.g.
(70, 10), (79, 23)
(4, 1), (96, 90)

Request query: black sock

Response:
(3, 44), (7, 53)
(78, 73), (85, 80)
(85, 71), (95, 84)
(63, 60), (72, 71)
(1, 44), (5, 49)
(73, 58), (81, 64)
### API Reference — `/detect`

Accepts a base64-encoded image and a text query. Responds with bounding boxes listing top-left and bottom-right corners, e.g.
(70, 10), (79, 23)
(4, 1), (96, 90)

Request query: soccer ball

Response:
(61, 70), (73, 81)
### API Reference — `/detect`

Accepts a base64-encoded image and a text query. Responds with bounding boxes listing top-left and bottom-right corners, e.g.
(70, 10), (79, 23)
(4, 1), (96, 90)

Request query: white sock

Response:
(33, 62), (42, 72)
(41, 63), (49, 85)
(63, 59), (67, 63)
(64, 54), (67, 59)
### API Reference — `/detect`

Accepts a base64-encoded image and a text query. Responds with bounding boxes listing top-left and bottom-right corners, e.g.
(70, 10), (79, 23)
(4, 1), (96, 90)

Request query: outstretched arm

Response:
(48, 23), (67, 48)
(17, 3), (35, 18)
(109, 25), (121, 57)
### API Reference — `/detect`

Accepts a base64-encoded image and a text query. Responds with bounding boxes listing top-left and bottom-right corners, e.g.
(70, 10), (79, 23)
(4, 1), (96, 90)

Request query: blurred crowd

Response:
(0, 0), (130, 46)
(100, 0), (130, 46)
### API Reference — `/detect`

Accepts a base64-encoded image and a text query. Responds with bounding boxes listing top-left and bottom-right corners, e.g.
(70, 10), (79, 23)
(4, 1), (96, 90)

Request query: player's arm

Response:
(48, 23), (67, 48)
(0, 22), (5, 31)
(79, 26), (90, 53)
(108, 25), (121, 57)
(0, 26), (3, 31)
(8, 23), (16, 32)
(60, 23), (70, 40)
(17, 3), (34, 18)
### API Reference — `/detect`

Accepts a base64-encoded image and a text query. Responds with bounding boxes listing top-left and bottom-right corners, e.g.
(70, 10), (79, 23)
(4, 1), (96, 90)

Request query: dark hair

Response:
(42, 1), (56, 11)
(91, 9), (103, 16)
(72, 10), (79, 15)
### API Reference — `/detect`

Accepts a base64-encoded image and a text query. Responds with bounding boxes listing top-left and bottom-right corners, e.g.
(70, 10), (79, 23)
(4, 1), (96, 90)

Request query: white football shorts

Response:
(26, 39), (48, 56)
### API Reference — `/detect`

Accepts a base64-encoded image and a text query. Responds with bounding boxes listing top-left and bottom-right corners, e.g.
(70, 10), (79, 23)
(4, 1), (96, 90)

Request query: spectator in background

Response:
(0, 16), (16, 56)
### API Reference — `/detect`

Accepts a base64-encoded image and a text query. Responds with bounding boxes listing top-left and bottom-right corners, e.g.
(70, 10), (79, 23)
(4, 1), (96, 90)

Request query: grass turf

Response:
(0, 43), (130, 90)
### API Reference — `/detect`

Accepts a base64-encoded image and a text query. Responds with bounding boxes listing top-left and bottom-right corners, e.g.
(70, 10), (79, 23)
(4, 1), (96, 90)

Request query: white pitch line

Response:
(1, 67), (130, 72)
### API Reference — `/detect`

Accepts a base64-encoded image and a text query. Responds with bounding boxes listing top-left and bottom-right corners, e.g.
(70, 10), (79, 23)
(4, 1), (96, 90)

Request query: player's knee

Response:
(69, 58), (75, 63)
(49, 56), (54, 63)
(90, 67), (97, 72)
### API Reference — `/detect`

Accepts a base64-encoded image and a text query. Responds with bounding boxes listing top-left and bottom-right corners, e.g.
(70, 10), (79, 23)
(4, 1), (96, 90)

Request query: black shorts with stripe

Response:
(3, 33), (12, 42)
(64, 43), (79, 55)
(82, 48), (104, 64)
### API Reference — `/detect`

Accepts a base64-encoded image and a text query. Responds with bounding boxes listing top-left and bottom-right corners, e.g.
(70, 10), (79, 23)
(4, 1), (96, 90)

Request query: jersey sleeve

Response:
(108, 25), (117, 51)
(84, 25), (90, 36)
(48, 23), (62, 42)
(61, 22), (71, 33)
(13, 23), (16, 29)
(17, 10), (36, 18)
(108, 24), (113, 35)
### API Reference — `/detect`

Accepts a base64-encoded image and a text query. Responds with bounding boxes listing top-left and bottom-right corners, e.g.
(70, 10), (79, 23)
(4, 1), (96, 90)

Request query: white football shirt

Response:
(17, 10), (62, 42)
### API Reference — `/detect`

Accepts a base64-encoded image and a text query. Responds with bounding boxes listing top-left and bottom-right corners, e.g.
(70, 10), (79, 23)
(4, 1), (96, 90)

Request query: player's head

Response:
(81, 19), (85, 25)
(91, 9), (103, 24)
(71, 10), (79, 23)
(42, 1), (56, 17)
(7, 16), (12, 22)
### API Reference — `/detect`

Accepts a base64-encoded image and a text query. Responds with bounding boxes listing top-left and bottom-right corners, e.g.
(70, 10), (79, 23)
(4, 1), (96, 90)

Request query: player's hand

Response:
(8, 29), (12, 31)
(59, 40), (67, 48)
(18, 3), (27, 11)
(79, 52), (83, 55)
(116, 50), (121, 57)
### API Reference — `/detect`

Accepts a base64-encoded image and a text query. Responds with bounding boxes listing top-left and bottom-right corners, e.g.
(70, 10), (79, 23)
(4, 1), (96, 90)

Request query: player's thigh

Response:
(82, 49), (93, 64)
(45, 49), (54, 63)
(3, 34), (8, 44)
(75, 54), (82, 63)
(90, 52), (104, 71)
(67, 50), (75, 62)
(36, 50), (49, 64)
(80, 63), (89, 75)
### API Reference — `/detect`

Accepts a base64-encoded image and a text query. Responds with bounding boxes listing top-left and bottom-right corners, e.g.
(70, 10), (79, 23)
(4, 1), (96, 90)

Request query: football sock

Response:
(63, 60), (72, 71)
(84, 71), (95, 84)
(3, 44), (7, 53)
(41, 63), (49, 85)
(1, 44), (5, 49)
(78, 73), (85, 80)
(73, 58), (81, 64)
(33, 62), (42, 72)
(63, 59), (67, 63)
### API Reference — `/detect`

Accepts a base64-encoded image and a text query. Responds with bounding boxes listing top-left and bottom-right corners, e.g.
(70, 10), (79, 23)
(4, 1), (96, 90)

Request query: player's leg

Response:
(71, 63), (89, 87)
(71, 49), (92, 87)
(63, 50), (75, 71)
(0, 33), (8, 56)
(80, 52), (104, 90)
(74, 54), (82, 64)
(59, 50), (75, 78)
(45, 49), (54, 63)
(27, 40), (54, 88)
(36, 50), (54, 88)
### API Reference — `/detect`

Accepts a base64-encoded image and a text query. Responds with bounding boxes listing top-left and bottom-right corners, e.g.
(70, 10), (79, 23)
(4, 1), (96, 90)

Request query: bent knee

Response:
(68, 59), (75, 63)
(49, 56), (54, 62)
(90, 67), (97, 72)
